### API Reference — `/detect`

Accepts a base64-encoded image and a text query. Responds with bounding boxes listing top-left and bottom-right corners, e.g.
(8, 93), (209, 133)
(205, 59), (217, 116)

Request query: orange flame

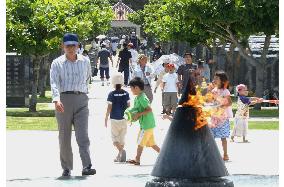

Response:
(182, 85), (226, 130)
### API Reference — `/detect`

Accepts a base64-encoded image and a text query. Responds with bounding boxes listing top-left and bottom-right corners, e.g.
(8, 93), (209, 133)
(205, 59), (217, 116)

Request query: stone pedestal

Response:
(146, 177), (234, 187)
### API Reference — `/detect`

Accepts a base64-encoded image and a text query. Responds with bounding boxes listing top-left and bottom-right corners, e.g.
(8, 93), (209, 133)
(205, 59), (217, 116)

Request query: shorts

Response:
(137, 128), (156, 147)
(111, 119), (127, 145)
(144, 85), (153, 103)
(100, 67), (110, 79)
(163, 92), (178, 109)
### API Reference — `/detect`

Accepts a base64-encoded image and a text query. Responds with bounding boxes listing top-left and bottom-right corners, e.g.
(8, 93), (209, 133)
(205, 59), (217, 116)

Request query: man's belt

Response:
(61, 91), (85, 95)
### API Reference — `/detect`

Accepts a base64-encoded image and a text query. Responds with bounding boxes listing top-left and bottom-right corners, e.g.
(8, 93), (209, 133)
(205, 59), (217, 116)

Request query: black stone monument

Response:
(6, 54), (30, 107)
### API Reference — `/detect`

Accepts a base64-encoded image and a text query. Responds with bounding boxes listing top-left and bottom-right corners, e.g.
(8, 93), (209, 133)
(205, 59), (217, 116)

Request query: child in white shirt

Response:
(162, 64), (179, 114)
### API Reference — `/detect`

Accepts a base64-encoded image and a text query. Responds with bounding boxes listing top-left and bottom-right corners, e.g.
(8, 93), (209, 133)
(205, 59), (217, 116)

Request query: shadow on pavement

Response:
(7, 178), (32, 182)
(111, 173), (150, 179)
(56, 176), (88, 180)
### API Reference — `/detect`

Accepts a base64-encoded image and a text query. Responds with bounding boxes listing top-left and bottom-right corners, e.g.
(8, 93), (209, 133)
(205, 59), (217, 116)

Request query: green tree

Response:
(7, 0), (114, 112)
(130, 0), (279, 107)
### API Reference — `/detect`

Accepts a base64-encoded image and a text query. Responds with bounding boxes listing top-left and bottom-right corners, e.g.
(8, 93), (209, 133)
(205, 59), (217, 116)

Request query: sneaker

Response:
(62, 169), (71, 177)
(120, 150), (126, 162)
(82, 165), (96, 175)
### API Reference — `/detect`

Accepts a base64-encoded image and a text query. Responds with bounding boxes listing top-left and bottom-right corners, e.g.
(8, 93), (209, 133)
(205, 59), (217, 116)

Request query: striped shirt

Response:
(50, 54), (92, 102)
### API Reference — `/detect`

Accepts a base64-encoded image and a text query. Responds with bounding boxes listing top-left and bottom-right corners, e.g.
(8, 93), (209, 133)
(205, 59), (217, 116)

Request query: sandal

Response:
(126, 159), (140, 165)
(223, 155), (229, 161)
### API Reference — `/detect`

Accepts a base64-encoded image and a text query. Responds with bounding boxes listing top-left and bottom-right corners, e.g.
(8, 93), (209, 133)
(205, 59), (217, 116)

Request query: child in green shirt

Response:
(126, 77), (160, 165)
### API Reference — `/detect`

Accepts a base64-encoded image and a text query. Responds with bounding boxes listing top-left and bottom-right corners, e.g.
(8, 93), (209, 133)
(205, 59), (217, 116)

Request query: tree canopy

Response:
(129, 0), (279, 102)
(6, 0), (114, 55)
(129, 0), (278, 47)
(6, 0), (114, 112)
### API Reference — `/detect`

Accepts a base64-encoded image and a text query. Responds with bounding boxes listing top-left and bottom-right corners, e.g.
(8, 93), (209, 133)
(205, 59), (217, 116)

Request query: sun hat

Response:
(111, 73), (124, 85)
(166, 63), (175, 69)
(236, 84), (247, 93)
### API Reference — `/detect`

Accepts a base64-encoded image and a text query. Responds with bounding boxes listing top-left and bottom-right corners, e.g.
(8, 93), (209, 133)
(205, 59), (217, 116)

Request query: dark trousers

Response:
(100, 67), (110, 79)
(118, 67), (129, 85)
(112, 50), (116, 56)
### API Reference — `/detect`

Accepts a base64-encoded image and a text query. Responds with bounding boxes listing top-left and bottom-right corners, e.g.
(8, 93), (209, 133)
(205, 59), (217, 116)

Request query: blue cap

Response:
(63, 33), (79, 45)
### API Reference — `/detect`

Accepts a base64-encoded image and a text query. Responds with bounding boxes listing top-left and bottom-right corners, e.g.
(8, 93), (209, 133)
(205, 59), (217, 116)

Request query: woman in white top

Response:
(127, 43), (138, 82)
(128, 43), (138, 63)
(133, 54), (154, 103)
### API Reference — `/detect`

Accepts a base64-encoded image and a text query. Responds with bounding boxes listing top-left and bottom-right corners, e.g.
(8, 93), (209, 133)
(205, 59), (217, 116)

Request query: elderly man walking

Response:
(50, 33), (96, 177)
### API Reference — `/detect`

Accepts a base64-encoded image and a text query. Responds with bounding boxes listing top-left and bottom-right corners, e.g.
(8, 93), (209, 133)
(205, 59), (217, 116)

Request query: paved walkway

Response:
(6, 66), (279, 186)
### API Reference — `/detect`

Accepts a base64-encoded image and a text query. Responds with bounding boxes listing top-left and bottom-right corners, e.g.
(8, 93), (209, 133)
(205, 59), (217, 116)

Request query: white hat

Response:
(122, 35), (126, 39)
(111, 73), (124, 85)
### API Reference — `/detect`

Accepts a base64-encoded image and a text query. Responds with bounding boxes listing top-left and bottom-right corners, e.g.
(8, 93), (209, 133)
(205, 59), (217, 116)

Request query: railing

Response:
(263, 89), (279, 108)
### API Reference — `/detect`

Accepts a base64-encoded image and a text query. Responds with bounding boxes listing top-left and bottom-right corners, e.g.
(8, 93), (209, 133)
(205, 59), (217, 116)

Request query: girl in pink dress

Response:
(210, 71), (233, 161)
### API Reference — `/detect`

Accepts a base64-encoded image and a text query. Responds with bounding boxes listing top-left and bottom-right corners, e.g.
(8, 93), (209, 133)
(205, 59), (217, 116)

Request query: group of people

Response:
(92, 32), (148, 87)
(50, 32), (268, 177)
(50, 33), (155, 176)
(104, 74), (160, 165)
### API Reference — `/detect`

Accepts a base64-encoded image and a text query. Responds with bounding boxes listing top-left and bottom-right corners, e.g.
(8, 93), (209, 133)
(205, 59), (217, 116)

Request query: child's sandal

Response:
(126, 159), (140, 165)
(223, 155), (229, 161)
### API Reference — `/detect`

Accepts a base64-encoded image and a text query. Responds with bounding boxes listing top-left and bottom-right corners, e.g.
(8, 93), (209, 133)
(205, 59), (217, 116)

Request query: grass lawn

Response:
(6, 117), (279, 131)
(6, 103), (54, 117)
(230, 121), (279, 130)
(7, 103), (278, 118)
(7, 91), (54, 117)
(232, 109), (279, 117)
(249, 109), (279, 117)
(6, 117), (57, 131)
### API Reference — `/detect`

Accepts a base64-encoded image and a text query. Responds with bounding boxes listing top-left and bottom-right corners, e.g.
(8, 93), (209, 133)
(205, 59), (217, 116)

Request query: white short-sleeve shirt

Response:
(162, 73), (178, 92)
